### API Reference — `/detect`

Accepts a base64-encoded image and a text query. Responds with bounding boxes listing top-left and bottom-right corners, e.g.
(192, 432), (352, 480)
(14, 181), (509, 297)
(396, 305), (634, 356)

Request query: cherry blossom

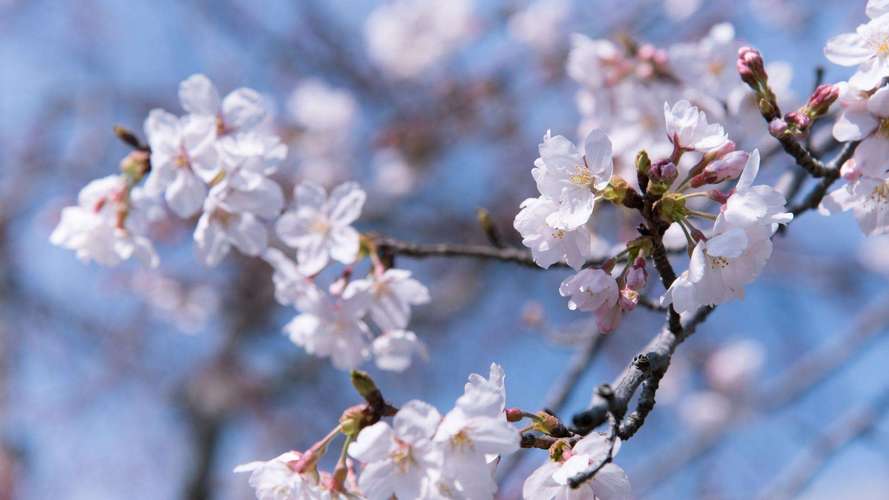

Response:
(664, 100), (729, 153)
(523, 432), (631, 500)
(508, 0), (570, 53)
(433, 365), (520, 499)
(532, 130), (614, 230)
(371, 330), (427, 372)
(721, 150), (794, 230)
(666, 225), (773, 315)
(344, 268), (430, 332)
(824, 7), (889, 90)
(142, 109), (216, 217)
(513, 196), (598, 270)
(819, 160), (889, 235)
(50, 175), (158, 267)
(364, 0), (474, 79)
(179, 73), (267, 135)
(284, 285), (371, 371)
(669, 23), (740, 100)
(276, 182), (366, 275)
(194, 179), (284, 266)
(234, 451), (325, 500)
(831, 83), (889, 177)
(348, 401), (445, 500)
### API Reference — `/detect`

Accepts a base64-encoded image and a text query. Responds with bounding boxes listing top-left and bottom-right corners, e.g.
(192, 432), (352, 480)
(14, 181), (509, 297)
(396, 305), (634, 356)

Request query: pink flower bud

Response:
(806, 84), (839, 117)
(784, 111), (811, 132)
(768, 118), (788, 137)
(506, 407), (524, 422)
(625, 257), (647, 290)
(737, 46), (766, 86)
(649, 159), (678, 184)
(708, 189), (730, 204)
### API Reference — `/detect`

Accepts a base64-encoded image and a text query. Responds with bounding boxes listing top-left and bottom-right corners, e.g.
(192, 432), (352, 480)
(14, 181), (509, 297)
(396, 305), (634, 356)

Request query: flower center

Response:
(569, 165), (594, 187)
(707, 61), (725, 76)
(311, 217), (331, 235)
(870, 181), (889, 202)
(551, 228), (566, 240)
(450, 429), (475, 452)
(708, 255), (730, 269)
(392, 441), (415, 473)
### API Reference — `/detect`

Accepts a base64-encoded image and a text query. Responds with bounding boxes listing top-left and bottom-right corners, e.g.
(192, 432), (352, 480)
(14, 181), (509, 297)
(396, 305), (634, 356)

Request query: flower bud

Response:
(635, 150), (651, 174)
(548, 439), (573, 462)
(806, 84), (839, 118)
(619, 288), (639, 312)
(506, 407), (524, 423)
(339, 404), (370, 438)
(768, 118), (789, 138)
(649, 160), (678, 183)
(625, 256), (648, 291)
(350, 370), (383, 408)
(737, 47), (766, 87)
(702, 140), (736, 163)
(690, 150), (749, 188)
(784, 111), (811, 135)
(708, 189), (730, 204)
(532, 411), (566, 436)
(120, 150), (150, 182)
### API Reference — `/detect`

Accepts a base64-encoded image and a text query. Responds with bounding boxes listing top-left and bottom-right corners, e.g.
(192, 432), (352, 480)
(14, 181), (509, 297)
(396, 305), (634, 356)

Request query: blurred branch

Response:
(755, 386), (889, 500)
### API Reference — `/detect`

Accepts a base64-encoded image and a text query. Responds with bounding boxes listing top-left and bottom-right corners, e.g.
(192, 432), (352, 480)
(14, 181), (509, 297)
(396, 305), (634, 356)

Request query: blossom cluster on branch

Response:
(46, 0), (889, 498)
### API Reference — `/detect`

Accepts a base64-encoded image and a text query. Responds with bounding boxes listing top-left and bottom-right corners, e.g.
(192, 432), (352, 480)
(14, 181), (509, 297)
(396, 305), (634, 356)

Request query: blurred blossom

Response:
(371, 148), (416, 198)
(130, 270), (220, 334)
(364, 0), (476, 79)
(508, 0), (571, 53)
(679, 391), (733, 430)
(663, 0), (702, 21)
(705, 339), (766, 394)
(288, 79), (357, 134)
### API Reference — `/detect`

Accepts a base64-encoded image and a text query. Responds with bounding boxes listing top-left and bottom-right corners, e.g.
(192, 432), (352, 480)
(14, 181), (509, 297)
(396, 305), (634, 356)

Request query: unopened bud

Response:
(351, 370), (382, 407)
(806, 84), (839, 117)
(784, 111), (811, 135)
(690, 151), (749, 188)
(619, 288), (639, 312)
(648, 160), (677, 196)
(601, 176), (630, 204)
(625, 256), (648, 290)
(506, 407), (524, 422)
(737, 47), (767, 87)
(708, 189), (730, 204)
(339, 404), (369, 438)
(532, 411), (565, 436)
(769, 118), (789, 138)
(635, 150), (651, 174)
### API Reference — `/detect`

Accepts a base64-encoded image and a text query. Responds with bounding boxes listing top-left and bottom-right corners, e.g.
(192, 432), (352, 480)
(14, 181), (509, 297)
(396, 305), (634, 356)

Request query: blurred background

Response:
(2, 0), (889, 498)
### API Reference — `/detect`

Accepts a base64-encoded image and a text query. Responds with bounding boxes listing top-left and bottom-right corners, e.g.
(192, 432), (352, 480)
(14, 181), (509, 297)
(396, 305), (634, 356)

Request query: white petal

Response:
(824, 32), (872, 66)
(394, 400), (442, 444)
(179, 74), (220, 115)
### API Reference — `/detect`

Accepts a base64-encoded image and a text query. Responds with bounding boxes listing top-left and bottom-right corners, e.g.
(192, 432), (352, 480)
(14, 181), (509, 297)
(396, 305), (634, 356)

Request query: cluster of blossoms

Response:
(364, 0), (475, 80)
(50, 75), (432, 373)
(818, 1), (889, 234)
(515, 98), (792, 326)
(568, 21), (795, 177)
(236, 365), (630, 500)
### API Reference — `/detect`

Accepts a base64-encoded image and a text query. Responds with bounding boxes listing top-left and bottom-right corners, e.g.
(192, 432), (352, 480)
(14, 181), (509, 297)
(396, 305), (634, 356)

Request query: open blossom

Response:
(284, 285), (371, 370)
(262, 248), (314, 307)
(143, 109), (217, 217)
(50, 176), (158, 267)
(364, 0), (474, 79)
(721, 149), (793, 231)
(532, 130), (614, 230)
(567, 35), (628, 90)
(179, 73), (267, 135)
(371, 330), (427, 372)
(523, 432), (631, 500)
(276, 182), (366, 275)
(666, 225), (773, 315)
(344, 269), (430, 331)
(819, 159), (889, 235)
(349, 401), (445, 500)
(194, 179), (284, 266)
(234, 451), (325, 500)
(216, 131), (288, 190)
(664, 100), (728, 152)
(831, 83), (889, 177)
(669, 23), (740, 100)
(434, 363), (520, 499)
(514, 196), (598, 270)
(824, 6), (889, 90)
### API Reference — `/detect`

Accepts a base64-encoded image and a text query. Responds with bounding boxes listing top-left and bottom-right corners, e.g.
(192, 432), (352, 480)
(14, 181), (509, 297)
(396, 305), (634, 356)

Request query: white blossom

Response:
(371, 330), (427, 372)
(819, 165), (889, 235)
(523, 432), (631, 500)
(532, 130), (614, 230)
(179, 73), (267, 135)
(234, 451), (324, 500)
(349, 401), (445, 500)
(364, 0), (474, 79)
(669, 23), (740, 100)
(344, 269), (430, 331)
(284, 286), (370, 371)
(276, 182), (365, 275)
(831, 83), (889, 177)
(514, 196), (598, 271)
(824, 8), (889, 90)
(721, 150), (793, 231)
(50, 175), (158, 267)
(143, 109), (216, 217)
(664, 100), (728, 153)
